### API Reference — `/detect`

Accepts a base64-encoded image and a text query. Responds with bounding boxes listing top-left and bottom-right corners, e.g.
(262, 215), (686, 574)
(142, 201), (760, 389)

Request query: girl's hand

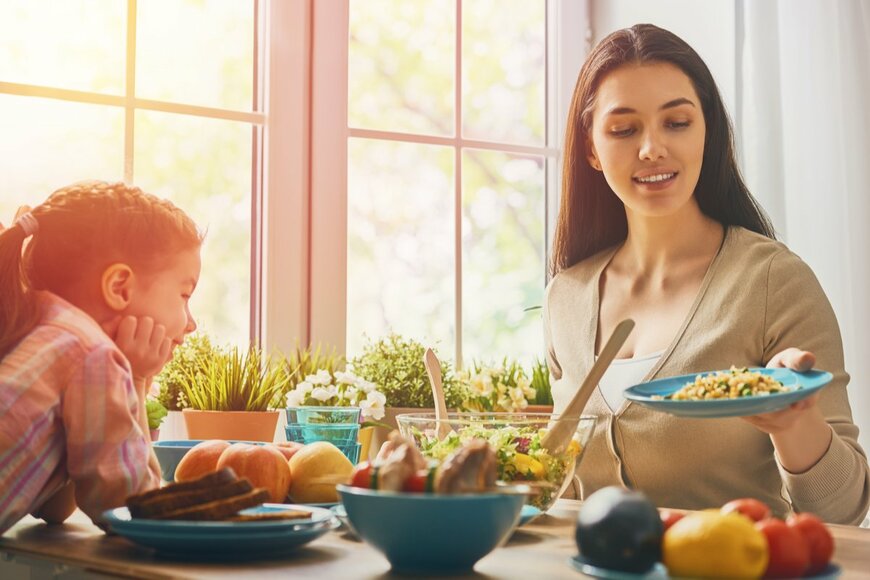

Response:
(741, 348), (818, 434)
(111, 316), (173, 381)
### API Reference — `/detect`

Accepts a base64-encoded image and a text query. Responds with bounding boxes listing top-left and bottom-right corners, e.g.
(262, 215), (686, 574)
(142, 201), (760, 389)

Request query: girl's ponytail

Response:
(0, 222), (40, 359)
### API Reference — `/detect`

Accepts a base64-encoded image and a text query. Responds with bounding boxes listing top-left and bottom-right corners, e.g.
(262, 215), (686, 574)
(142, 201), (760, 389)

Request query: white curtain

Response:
(740, 0), (870, 461)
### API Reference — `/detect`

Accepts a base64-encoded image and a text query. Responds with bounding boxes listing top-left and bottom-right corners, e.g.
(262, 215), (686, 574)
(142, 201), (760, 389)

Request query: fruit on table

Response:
(722, 498), (772, 523)
(575, 487), (663, 574)
(787, 513), (835, 574)
(216, 442), (293, 503)
(755, 517), (810, 578)
(274, 441), (304, 461)
(288, 441), (354, 503)
(663, 510), (768, 578)
(658, 509), (684, 532)
(174, 439), (231, 482)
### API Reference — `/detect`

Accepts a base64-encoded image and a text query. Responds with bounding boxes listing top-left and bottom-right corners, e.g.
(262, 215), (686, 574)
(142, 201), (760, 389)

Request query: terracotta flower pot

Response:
(149, 428), (160, 441)
(182, 409), (280, 442)
(525, 404), (555, 414)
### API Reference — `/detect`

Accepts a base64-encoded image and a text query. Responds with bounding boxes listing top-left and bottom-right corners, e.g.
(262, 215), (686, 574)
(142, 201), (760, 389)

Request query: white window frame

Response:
(1, 0), (269, 345)
(300, 0), (590, 362)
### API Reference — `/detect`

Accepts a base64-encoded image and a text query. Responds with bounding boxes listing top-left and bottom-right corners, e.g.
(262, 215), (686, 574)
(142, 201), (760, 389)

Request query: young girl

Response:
(545, 24), (869, 524)
(0, 180), (202, 534)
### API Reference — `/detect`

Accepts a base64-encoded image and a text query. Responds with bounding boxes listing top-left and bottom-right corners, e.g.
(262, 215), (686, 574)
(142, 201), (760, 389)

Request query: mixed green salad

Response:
(409, 423), (582, 509)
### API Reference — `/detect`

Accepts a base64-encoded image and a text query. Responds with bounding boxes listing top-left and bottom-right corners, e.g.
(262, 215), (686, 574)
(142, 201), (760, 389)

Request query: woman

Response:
(545, 24), (869, 524)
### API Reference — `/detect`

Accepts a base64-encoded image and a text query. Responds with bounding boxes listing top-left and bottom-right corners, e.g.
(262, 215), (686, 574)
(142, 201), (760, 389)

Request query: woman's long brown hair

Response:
(0, 181), (202, 359)
(550, 24), (775, 277)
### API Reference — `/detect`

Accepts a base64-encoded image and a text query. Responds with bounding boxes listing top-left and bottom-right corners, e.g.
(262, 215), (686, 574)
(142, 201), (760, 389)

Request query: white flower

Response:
(285, 389), (305, 407)
(356, 378), (377, 393)
(310, 385), (337, 402)
(509, 386), (528, 409)
(297, 381), (314, 394)
(359, 390), (386, 420)
(344, 386), (360, 403)
(307, 369), (333, 385)
(334, 370), (358, 385)
(470, 375), (494, 397)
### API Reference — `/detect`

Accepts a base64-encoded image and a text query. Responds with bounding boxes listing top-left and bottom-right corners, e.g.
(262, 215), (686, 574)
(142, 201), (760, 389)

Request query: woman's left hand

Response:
(741, 348), (819, 434)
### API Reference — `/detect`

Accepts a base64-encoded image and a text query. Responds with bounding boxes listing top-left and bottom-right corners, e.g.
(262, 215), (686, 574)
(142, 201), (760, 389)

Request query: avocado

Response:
(575, 486), (663, 573)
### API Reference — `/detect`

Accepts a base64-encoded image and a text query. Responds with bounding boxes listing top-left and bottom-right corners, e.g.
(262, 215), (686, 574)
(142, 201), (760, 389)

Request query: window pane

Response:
(462, 150), (545, 365)
(0, 94), (123, 220)
(136, 0), (255, 111)
(134, 111), (252, 346)
(462, 0), (546, 145)
(347, 139), (455, 357)
(0, 0), (126, 94)
(349, 0), (454, 136)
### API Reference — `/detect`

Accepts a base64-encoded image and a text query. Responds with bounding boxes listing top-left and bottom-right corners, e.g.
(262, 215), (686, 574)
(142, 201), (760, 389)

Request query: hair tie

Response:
(14, 212), (39, 237)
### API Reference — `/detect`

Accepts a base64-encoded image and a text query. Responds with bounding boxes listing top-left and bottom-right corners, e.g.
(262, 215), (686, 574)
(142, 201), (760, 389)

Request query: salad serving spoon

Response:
(540, 318), (635, 454)
(424, 348), (453, 440)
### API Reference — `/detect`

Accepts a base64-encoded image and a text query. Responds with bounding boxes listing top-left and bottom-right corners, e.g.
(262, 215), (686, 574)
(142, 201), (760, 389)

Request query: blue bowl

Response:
(151, 440), (201, 482)
(337, 484), (524, 574)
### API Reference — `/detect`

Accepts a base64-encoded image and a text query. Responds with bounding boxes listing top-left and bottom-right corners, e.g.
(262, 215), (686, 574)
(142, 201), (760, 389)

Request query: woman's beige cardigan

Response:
(545, 226), (870, 524)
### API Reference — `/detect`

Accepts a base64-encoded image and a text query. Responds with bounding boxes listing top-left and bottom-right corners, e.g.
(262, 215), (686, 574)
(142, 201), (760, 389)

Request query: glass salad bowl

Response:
(396, 412), (596, 511)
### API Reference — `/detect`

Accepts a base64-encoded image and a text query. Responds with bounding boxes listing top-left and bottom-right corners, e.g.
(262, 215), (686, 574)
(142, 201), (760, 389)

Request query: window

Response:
(310, 0), (588, 366)
(0, 0), (262, 346)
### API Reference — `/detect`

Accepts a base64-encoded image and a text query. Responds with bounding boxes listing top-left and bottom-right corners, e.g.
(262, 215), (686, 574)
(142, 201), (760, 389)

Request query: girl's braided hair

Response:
(0, 180), (202, 358)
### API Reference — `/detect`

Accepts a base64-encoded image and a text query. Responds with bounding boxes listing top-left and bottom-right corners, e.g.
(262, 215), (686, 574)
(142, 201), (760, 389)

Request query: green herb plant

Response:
(457, 357), (537, 412)
(146, 398), (168, 430)
(156, 333), (218, 411)
(350, 333), (462, 408)
(530, 357), (554, 405)
(178, 345), (289, 412)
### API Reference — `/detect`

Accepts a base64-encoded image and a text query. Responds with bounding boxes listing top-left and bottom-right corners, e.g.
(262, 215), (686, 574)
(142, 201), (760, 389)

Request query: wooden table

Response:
(2, 500), (869, 579)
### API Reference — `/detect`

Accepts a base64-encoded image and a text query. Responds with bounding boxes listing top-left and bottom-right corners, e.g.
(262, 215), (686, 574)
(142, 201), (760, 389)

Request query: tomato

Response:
(402, 467), (437, 493)
(659, 509), (685, 532)
(403, 472), (428, 493)
(350, 462), (374, 489)
(787, 513), (834, 574)
(721, 498), (772, 523)
(755, 518), (809, 578)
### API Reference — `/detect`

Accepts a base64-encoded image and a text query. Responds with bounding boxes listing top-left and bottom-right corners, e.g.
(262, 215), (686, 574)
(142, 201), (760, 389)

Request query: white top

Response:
(597, 351), (663, 412)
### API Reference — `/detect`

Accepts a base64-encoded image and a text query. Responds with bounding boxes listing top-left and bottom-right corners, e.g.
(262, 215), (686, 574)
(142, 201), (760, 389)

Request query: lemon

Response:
(663, 511), (768, 579)
(287, 441), (353, 503)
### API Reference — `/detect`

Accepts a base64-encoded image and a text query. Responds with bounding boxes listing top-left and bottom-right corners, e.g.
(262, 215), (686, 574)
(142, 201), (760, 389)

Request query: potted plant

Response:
(527, 357), (555, 413)
(177, 344), (289, 442)
(455, 358), (539, 413)
(155, 333), (217, 439)
(350, 334), (462, 457)
(146, 397), (168, 441)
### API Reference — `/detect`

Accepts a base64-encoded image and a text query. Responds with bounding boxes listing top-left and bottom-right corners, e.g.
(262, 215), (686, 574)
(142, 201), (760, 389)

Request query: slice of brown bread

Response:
(129, 478), (254, 519)
(126, 467), (238, 509)
(154, 488), (271, 521)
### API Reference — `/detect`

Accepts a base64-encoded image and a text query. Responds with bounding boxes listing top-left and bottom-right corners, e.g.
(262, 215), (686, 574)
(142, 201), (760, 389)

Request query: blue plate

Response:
(623, 368), (833, 418)
(569, 556), (668, 579)
(103, 503), (338, 559)
(568, 556), (841, 579)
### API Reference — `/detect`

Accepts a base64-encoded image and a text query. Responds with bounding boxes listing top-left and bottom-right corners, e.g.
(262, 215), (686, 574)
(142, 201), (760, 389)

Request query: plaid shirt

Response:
(0, 292), (160, 534)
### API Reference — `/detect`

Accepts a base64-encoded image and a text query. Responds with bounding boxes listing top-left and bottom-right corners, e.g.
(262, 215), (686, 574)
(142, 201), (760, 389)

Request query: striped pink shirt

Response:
(0, 292), (160, 534)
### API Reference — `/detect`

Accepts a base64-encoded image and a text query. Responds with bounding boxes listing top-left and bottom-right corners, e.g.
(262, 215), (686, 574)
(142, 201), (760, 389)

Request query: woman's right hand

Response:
(107, 315), (173, 381)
